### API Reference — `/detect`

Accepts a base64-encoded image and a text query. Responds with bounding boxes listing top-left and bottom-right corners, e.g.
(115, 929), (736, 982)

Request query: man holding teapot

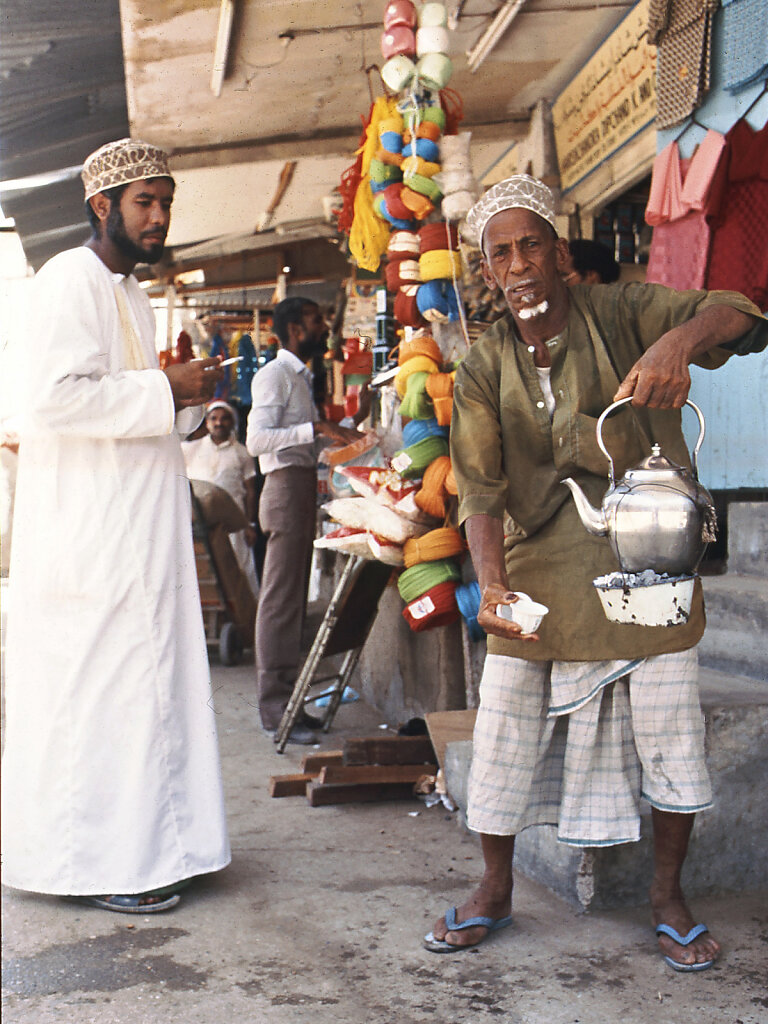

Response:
(424, 175), (767, 971)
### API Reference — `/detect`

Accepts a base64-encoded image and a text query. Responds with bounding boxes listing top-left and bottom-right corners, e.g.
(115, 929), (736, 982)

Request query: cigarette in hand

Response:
(204, 356), (244, 370)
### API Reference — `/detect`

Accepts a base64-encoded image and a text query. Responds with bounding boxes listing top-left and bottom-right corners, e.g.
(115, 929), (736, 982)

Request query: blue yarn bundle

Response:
(402, 416), (449, 446)
(455, 580), (485, 641)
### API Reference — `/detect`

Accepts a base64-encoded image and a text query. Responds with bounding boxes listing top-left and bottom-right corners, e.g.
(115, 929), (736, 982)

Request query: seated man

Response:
(183, 400), (259, 597)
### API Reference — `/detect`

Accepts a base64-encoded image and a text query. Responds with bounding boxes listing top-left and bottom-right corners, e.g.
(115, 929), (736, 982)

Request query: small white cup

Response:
(496, 592), (548, 634)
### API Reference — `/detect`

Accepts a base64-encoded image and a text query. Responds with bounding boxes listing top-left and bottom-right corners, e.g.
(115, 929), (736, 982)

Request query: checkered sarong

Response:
(466, 648), (712, 846)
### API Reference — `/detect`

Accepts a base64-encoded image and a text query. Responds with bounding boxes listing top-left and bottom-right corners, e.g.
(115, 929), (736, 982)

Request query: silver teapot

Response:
(562, 397), (717, 575)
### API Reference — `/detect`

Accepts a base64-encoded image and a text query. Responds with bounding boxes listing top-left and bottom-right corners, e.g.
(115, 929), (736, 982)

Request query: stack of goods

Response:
(416, 220), (461, 325)
(322, 1), (486, 637)
(341, 336), (373, 420)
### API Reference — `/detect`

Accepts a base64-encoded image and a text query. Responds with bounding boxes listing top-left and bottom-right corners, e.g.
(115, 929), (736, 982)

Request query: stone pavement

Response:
(3, 657), (768, 1024)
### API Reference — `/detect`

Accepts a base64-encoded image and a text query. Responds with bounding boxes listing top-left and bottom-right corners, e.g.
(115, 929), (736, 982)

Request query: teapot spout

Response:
(562, 477), (608, 537)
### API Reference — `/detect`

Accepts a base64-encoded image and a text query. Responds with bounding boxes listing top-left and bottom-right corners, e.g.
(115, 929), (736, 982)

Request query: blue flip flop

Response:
(68, 893), (181, 914)
(423, 906), (513, 953)
(655, 923), (715, 972)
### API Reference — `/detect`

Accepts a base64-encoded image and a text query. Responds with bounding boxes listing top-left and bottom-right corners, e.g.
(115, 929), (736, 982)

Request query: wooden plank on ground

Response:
(269, 773), (315, 798)
(424, 709), (478, 771)
(318, 763), (438, 785)
(342, 735), (436, 766)
(300, 750), (344, 773)
(307, 781), (417, 807)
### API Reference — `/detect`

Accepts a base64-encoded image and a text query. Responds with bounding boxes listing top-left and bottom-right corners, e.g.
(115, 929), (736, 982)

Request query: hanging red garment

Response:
(706, 117), (768, 311)
(645, 130), (726, 291)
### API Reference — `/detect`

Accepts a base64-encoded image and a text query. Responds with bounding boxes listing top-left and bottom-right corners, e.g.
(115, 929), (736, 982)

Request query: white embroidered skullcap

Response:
(206, 400), (236, 418)
(82, 138), (173, 200)
(464, 174), (557, 253)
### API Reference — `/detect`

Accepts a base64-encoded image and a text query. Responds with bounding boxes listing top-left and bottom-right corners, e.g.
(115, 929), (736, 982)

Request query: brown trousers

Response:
(254, 466), (316, 728)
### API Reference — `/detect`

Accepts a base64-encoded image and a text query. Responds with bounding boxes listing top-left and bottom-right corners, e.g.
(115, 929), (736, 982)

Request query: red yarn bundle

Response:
(402, 580), (460, 631)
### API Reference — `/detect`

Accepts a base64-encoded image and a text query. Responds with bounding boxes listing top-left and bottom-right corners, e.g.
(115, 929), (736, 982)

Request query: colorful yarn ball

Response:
(398, 558), (462, 603)
(397, 332), (442, 366)
(391, 435), (449, 479)
(419, 249), (462, 282)
(387, 230), (420, 258)
(403, 526), (464, 567)
(402, 581), (460, 632)
(419, 221), (459, 252)
(455, 580), (485, 640)
(394, 355), (439, 397)
(398, 371), (435, 421)
(402, 416), (448, 447)
(416, 279), (460, 322)
(393, 288), (426, 329)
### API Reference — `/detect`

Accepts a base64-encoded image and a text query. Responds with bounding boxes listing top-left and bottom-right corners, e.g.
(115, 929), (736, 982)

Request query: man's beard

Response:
(517, 300), (549, 321)
(298, 337), (322, 362)
(106, 205), (165, 265)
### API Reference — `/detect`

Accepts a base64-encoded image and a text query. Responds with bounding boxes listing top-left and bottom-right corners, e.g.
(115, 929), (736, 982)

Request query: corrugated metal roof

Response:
(0, 0), (130, 269)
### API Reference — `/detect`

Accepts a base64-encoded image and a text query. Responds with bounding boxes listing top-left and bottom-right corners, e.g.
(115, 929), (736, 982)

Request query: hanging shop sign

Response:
(553, 0), (657, 191)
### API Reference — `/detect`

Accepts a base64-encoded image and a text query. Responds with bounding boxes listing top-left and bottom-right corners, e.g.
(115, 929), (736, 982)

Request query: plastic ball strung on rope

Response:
(381, 25), (416, 61)
(373, 192), (415, 231)
(384, 0), (417, 29)
(400, 186), (434, 220)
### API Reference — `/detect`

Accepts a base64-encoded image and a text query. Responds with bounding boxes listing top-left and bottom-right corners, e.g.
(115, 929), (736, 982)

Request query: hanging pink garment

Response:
(706, 118), (768, 311)
(645, 130), (727, 290)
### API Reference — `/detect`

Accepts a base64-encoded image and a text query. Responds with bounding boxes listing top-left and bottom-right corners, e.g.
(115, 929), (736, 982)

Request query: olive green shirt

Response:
(451, 282), (767, 661)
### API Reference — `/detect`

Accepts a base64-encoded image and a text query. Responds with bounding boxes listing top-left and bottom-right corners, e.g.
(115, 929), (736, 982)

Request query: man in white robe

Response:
(1, 138), (231, 913)
(182, 400), (260, 597)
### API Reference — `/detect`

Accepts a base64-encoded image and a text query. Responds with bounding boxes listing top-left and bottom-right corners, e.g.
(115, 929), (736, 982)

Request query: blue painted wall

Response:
(657, 9), (768, 488)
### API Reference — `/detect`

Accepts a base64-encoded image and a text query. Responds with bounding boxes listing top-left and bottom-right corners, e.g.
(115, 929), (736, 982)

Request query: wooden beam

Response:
(300, 750), (344, 773)
(269, 773), (316, 798)
(307, 781), (417, 807)
(318, 763), (437, 785)
(342, 735), (436, 766)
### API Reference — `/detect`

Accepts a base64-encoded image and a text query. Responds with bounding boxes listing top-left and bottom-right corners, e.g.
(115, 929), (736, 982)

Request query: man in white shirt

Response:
(246, 297), (358, 743)
(183, 400), (259, 597)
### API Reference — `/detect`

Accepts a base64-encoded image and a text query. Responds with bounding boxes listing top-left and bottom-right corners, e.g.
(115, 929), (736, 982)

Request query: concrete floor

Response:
(3, 656), (768, 1024)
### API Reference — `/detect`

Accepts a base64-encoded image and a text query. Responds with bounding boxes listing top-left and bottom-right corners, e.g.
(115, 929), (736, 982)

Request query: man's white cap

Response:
(464, 174), (557, 254)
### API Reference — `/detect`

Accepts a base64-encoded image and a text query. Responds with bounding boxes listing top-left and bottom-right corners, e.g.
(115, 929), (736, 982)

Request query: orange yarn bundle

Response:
(397, 333), (442, 366)
(414, 455), (452, 519)
(445, 461), (458, 495)
(403, 526), (464, 568)
(425, 372), (454, 426)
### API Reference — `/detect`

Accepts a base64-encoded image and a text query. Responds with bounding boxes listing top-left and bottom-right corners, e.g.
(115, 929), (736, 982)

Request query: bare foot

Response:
(651, 885), (720, 968)
(431, 883), (512, 949)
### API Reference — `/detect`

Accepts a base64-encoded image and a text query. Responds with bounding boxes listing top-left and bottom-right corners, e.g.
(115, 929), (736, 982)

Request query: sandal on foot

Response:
(69, 892), (182, 914)
(656, 923), (714, 972)
(423, 906), (513, 953)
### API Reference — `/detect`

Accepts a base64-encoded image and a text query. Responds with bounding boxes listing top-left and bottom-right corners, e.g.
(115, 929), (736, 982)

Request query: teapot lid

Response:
(624, 444), (688, 483)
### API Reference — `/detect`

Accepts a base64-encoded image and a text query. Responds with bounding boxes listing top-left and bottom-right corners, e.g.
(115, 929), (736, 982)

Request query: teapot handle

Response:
(596, 397), (706, 487)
